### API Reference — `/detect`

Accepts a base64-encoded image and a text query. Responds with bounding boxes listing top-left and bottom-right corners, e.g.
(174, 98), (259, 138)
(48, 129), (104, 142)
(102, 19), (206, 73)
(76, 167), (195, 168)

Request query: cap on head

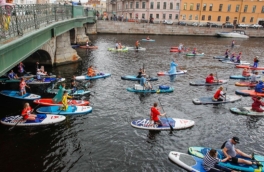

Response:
(232, 137), (240, 144)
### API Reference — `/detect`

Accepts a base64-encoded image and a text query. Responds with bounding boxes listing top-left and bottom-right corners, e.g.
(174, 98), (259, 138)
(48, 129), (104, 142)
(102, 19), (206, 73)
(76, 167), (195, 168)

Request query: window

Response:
(163, 14), (166, 19)
(136, 2), (139, 9)
(262, 6), (264, 13)
(208, 15), (211, 21)
(217, 16), (221, 21)
(242, 17), (245, 22)
(197, 3), (200, 10)
(227, 4), (231, 12)
(156, 14), (159, 19)
(252, 5), (256, 13)
(183, 3), (187, 10)
(203, 4), (206, 11)
(150, 14), (153, 18)
(182, 15), (186, 20)
(250, 17), (254, 22)
(142, 2), (145, 9)
(175, 14), (178, 19)
(157, 2), (160, 9)
(150, 2), (154, 9)
(219, 4), (223, 12)
(209, 4), (213, 11)
(195, 15), (198, 20)
(163, 2), (166, 9)
(126, 3), (128, 9)
(190, 3), (193, 10)
(118, 4), (121, 10)
(236, 5), (240, 12)
(244, 5), (248, 12)
(202, 15), (205, 20)
(169, 14), (172, 19)
(142, 13), (145, 19)
(130, 2), (133, 9)
(189, 15), (192, 20)
(226, 16), (229, 22)
(170, 2), (173, 9)
(176, 3), (179, 10)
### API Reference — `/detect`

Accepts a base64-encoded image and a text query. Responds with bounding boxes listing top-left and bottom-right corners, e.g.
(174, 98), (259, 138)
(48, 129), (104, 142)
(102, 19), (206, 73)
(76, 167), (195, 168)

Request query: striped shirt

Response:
(203, 152), (220, 171)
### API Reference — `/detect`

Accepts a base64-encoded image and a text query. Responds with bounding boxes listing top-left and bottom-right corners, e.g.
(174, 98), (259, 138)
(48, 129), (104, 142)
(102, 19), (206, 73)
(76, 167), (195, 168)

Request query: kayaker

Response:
(87, 65), (97, 77)
(205, 73), (220, 83)
(236, 52), (242, 63)
(221, 137), (260, 166)
(253, 56), (259, 68)
(250, 72), (258, 83)
(242, 68), (250, 77)
(225, 49), (229, 58)
(19, 78), (30, 96)
(212, 86), (225, 101)
(135, 40), (140, 50)
(230, 53), (235, 62)
(8, 70), (18, 80)
(255, 81), (264, 93)
(252, 97), (264, 112)
(60, 91), (72, 111)
(203, 149), (234, 172)
(168, 60), (178, 74)
(150, 102), (166, 126)
(115, 41), (119, 49)
(21, 103), (36, 121)
(192, 48), (197, 55)
(231, 40), (235, 48)
(140, 75), (152, 90)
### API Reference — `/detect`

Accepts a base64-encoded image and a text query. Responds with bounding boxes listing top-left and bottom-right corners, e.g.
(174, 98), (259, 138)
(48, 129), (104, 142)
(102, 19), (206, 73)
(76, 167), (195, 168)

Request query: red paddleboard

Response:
(171, 47), (179, 49)
(235, 90), (264, 97)
(236, 65), (264, 70)
(79, 46), (98, 49)
(34, 99), (89, 106)
(235, 81), (257, 87)
(170, 49), (180, 52)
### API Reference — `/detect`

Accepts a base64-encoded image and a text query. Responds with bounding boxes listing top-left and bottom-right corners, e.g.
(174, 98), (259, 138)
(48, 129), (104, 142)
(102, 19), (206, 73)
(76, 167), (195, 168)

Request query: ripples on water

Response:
(1, 35), (264, 171)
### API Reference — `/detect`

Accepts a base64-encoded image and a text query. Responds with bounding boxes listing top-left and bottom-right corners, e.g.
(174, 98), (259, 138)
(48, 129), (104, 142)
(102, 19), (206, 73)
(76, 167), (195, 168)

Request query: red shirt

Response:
(20, 81), (26, 89)
(21, 106), (32, 119)
(252, 97), (264, 109)
(214, 89), (223, 99)
(151, 107), (160, 122)
(206, 75), (214, 83)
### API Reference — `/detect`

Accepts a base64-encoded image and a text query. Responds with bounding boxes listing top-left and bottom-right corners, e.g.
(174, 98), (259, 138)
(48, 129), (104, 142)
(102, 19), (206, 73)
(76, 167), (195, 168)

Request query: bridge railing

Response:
(0, 4), (95, 42)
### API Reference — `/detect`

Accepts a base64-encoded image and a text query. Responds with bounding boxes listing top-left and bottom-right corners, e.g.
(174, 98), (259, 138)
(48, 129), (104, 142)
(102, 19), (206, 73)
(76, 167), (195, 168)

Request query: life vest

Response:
(242, 70), (250, 77)
(135, 41), (139, 46)
(87, 68), (95, 77)
(214, 89), (221, 99)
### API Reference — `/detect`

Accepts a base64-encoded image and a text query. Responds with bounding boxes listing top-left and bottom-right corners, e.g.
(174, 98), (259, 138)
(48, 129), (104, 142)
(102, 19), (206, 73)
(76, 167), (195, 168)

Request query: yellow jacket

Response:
(61, 95), (72, 111)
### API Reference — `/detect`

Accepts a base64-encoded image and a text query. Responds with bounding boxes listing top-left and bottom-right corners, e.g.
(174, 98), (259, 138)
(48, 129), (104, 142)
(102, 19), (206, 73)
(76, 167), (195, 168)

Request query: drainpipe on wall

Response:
(199, 0), (203, 24)
(237, 0), (243, 25)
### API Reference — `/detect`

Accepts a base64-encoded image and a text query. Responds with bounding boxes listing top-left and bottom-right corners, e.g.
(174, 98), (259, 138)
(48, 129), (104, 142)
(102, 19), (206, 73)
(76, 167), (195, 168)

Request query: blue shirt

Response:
(140, 77), (146, 86)
(255, 82), (264, 93)
(8, 72), (15, 79)
(168, 61), (178, 74)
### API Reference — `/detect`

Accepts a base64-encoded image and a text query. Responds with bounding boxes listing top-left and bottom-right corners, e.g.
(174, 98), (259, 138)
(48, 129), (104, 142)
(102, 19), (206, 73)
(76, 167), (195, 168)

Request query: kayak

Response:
(127, 47), (146, 51)
(230, 107), (264, 116)
(186, 53), (204, 57)
(79, 46), (98, 49)
(1, 114), (66, 126)
(220, 59), (250, 65)
(75, 73), (111, 80)
(235, 81), (257, 87)
(71, 44), (80, 48)
(131, 118), (195, 131)
(127, 85), (174, 93)
(188, 147), (264, 172)
(192, 95), (241, 105)
(36, 106), (92, 115)
(213, 56), (229, 59)
(107, 47), (128, 52)
(46, 88), (90, 96)
(236, 65), (264, 70)
(141, 39), (155, 42)
(229, 75), (261, 80)
(168, 151), (205, 172)
(157, 70), (187, 76)
(0, 90), (41, 100)
(189, 79), (228, 86)
(121, 75), (158, 81)
(33, 98), (89, 106)
(235, 90), (264, 97)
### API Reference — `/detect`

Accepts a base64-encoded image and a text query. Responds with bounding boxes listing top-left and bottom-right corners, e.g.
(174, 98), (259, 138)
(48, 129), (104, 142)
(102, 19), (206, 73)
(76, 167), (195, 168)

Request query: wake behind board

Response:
(230, 75), (261, 80)
(127, 47), (146, 51)
(131, 118), (195, 131)
(46, 88), (90, 96)
(188, 147), (264, 172)
(235, 90), (264, 97)
(230, 107), (264, 116)
(36, 106), (92, 115)
(192, 95), (241, 105)
(168, 151), (205, 172)
(33, 98), (89, 106)
(189, 80), (228, 86)
(157, 70), (187, 76)
(1, 114), (66, 126)
(0, 90), (41, 100)
(75, 73), (111, 80)
(235, 81), (257, 87)
(236, 65), (264, 70)
(121, 75), (158, 81)
(186, 53), (204, 57)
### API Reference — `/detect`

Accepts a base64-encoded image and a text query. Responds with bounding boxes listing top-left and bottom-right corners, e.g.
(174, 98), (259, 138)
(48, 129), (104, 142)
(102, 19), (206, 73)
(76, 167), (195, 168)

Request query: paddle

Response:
(215, 70), (219, 85)
(158, 98), (173, 132)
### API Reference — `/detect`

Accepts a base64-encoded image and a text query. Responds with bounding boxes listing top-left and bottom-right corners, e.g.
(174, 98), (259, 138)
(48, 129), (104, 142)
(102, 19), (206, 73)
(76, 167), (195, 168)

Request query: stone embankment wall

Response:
(95, 21), (264, 38)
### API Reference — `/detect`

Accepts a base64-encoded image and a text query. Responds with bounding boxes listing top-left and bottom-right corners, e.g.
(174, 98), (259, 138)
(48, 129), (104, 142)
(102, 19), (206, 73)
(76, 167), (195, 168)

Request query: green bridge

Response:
(0, 4), (96, 76)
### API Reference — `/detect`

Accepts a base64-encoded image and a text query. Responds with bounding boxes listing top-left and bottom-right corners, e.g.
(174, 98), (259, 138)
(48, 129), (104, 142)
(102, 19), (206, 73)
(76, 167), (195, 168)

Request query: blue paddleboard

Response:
(127, 86), (174, 93)
(0, 90), (41, 100)
(36, 105), (92, 115)
(229, 75), (261, 80)
(121, 75), (158, 81)
(141, 39), (155, 42)
(75, 73), (111, 80)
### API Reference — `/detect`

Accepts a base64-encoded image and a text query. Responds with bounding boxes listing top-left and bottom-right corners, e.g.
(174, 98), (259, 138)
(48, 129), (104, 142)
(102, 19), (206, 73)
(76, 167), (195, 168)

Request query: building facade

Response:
(106, 0), (180, 22)
(180, 0), (264, 25)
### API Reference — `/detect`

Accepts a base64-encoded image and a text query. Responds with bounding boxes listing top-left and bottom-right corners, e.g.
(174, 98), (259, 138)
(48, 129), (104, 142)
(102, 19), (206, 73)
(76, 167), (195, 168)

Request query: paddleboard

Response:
(220, 60), (250, 65)
(235, 90), (264, 97)
(229, 75), (261, 80)
(127, 87), (174, 93)
(131, 118), (195, 130)
(121, 75), (158, 81)
(36, 106), (92, 115)
(0, 90), (41, 100)
(189, 80), (228, 86)
(79, 46), (98, 49)
(107, 47), (128, 52)
(141, 39), (155, 42)
(230, 107), (264, 116)
(186, 53), (204, 57)
(46, 88), (90, 96)
(75, 73), (111, 80)
(127, 47), (146, 51)
(23, 75), (57, 79)
(188, 147), (264, 172)
(157, 70), (187, 76)
(26, 78), (65, 84)
(71, 44), (80, 48)
(33, 98), (89, 106)
(1, 114), (66, 126)
(192, 95), (242, 105)
(213, 56), (229, 59)
(235, 81), (257, 87)
(236, 65), (264, 70)
(170, 47), (179, 49)
(168, 151), (205, 172)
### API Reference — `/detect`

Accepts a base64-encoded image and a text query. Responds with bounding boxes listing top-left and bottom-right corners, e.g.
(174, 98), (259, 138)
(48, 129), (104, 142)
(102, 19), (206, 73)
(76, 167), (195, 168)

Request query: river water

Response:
(1, 35), (264, 172)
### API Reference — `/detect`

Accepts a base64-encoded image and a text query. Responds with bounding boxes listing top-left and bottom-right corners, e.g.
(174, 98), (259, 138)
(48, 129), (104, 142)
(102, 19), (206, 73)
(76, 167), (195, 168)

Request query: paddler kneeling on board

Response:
(146, 36), (150, 40)
(255, 81), (264, 93)
(242, 68), (250, 77)
(60, 91), (72, 111)
(250, 72), (258, 84)
(212, 86), (226, 102)
(87, 65), (98, 77)
(150, 102), (166, 127)
(140, 75), (152, 90)
(205, 73), (221, 83)
(252, 96), (264, 112)
(21, 103), (36, 121)
(192, 48), (197, 55)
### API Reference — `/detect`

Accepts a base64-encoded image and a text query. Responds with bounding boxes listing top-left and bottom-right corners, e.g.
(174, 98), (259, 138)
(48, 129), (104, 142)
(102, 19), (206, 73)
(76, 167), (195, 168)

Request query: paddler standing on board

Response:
(135, 40), (140, 50)
(212, 86), (226, 102)
(231, 40), (235, 48)
(150, 102), (166, 127)
(60, 91), (72, 111)
(168, 59), (178, 74)
(19, 78), (30, 96)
